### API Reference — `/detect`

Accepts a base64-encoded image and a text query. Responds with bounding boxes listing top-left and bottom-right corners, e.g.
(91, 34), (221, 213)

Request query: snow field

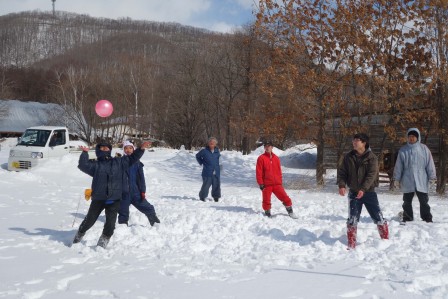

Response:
(0, 141), (447, 298)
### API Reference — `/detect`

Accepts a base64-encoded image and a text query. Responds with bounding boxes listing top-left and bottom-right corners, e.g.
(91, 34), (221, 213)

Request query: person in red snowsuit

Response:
(256, 141), (297, 218)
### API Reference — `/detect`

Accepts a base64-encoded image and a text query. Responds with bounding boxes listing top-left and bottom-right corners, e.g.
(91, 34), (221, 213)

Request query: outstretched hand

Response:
(79, 146), (89, 152)
(140, 141), (152, 149)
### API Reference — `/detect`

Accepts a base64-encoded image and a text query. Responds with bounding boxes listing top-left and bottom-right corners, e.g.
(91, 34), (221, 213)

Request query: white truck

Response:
(8, 126), (71, 171)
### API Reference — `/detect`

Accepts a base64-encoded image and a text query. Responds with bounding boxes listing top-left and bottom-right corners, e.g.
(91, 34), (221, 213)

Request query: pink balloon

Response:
(95, 99), (113, 117)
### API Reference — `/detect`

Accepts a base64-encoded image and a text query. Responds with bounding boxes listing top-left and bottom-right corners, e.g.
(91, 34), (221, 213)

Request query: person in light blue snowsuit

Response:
(393, 128), (436, 222)
(118, 141), (160, 226)
(195, 137), (221, 202)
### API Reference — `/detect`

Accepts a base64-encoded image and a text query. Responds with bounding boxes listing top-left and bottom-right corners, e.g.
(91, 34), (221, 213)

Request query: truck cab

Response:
(8, 126), (70, 171)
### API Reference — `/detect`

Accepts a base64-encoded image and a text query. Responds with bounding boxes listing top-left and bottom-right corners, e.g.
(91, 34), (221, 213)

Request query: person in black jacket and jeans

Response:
(73, 140), (150, 248)
(337, 133), (388, 249)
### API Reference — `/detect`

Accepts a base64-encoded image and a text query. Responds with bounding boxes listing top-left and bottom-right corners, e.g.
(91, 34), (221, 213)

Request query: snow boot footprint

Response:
(97, 234), (110, 249)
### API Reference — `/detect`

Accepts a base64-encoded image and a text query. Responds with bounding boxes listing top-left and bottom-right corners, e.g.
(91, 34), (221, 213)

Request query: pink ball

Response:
(95, 99), (113, 117)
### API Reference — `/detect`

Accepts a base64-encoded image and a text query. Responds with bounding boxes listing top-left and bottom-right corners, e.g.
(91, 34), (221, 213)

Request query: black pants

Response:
(78, 200), (120, 237)
(402, 191), (432, 222)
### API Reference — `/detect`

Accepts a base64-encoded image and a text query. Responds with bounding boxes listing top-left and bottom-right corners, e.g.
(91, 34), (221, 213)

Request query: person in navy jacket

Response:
(196, 137), (221, 202)
(73, 140), (150, 248)
(118, 141), (160, 227)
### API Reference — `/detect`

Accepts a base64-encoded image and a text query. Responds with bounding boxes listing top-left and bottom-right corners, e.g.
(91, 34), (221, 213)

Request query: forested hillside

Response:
(0, 11), (264, 152)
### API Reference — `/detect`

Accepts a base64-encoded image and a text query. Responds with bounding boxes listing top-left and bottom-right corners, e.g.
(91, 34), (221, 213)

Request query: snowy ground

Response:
(0, 139), (447, 299)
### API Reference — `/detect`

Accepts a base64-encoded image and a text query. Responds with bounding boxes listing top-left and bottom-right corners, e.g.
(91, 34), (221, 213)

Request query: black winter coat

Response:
(337, 148), (379, 193)
(78, 147), (144, 201)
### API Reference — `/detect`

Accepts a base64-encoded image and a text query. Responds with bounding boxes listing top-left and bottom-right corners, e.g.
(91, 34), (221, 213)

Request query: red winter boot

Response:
(377, 222), (389, 239)
(347, 225), (357, 249)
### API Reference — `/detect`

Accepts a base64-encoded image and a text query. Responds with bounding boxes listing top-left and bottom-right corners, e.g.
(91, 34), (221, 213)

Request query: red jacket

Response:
(256, 152), (283, 186)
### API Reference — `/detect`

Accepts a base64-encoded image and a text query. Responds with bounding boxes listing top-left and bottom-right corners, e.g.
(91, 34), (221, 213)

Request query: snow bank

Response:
(279, 144), (317, 169)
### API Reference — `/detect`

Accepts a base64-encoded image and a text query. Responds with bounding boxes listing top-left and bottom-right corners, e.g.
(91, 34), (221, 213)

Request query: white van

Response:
(8, 126), (70, 171)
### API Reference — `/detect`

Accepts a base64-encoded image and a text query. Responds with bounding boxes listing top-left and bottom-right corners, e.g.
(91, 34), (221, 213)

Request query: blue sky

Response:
(0, 0), (257, 32)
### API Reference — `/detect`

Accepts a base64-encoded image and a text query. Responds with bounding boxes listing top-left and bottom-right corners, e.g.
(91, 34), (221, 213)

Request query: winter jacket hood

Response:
(393, 128), (436, 193)
(196, 146), (221, 177)
(256, 151), (283, 186)
(95, 142), (112, 161)
(337, 148), (379, 193)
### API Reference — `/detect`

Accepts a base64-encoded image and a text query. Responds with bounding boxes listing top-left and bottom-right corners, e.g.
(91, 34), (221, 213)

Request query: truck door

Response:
(47, 129), (69, 157)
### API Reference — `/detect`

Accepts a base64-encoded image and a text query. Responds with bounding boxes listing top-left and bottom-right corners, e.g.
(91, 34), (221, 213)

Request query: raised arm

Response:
(78, 146), (95, 177)
(125, 141), (151, 168)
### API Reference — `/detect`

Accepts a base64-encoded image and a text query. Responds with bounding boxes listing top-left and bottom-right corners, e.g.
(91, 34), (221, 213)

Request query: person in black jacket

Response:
(73, 140), (150, 248)
(337, 133), (388, 249)
(118, 141), (160, 227)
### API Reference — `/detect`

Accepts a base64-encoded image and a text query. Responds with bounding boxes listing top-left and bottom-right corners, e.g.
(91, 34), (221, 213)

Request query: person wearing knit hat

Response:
(393, 128), (436, 223)
(73, 139), (151, 248)
(118, 140), (160, 227)
(407, 130), (419, 139)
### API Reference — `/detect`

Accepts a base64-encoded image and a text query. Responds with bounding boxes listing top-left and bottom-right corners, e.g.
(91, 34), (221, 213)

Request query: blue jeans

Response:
(347, 191), (385, 225)
(199, 175), (221, 200)
(118, 192), (156, 224)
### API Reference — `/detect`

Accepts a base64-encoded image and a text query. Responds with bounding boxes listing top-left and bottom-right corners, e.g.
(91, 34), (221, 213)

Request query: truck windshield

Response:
(18, 129), (51, 147)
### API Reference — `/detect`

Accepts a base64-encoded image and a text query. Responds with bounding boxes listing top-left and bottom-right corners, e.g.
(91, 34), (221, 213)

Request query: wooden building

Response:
(323, 114), (444, 187)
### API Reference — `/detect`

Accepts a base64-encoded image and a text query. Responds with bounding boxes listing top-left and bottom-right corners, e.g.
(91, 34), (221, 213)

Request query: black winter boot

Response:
(97, 234), (110, 248)
(149, 215), (160, 226)
(264, 210), (272, 217)
(72, 231), (85, 244)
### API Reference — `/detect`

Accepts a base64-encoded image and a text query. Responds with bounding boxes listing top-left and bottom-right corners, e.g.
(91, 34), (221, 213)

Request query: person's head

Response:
(122, 140), (135, 156)
(352, 133), (369, 153)
(407, 129), (419, 144)
(95, 141), (112, 160)
(207, 137), (218, 150)
(264, 140), (274, 153)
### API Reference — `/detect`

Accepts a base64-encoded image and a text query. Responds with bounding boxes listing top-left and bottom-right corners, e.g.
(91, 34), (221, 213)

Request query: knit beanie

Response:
(407, 130), (419, 139)
(123, 140), (135, 151)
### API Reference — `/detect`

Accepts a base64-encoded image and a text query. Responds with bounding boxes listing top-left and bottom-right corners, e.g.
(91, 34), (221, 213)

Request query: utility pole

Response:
(52, 0), (56, 17)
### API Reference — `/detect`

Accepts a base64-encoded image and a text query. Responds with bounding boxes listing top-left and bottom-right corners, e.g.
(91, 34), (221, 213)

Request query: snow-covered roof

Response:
(27, 126), (68, 131)
(0, 99), (65, 133)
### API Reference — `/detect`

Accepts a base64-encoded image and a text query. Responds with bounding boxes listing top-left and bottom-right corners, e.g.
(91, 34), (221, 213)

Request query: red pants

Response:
(262, 185), (292, 211)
